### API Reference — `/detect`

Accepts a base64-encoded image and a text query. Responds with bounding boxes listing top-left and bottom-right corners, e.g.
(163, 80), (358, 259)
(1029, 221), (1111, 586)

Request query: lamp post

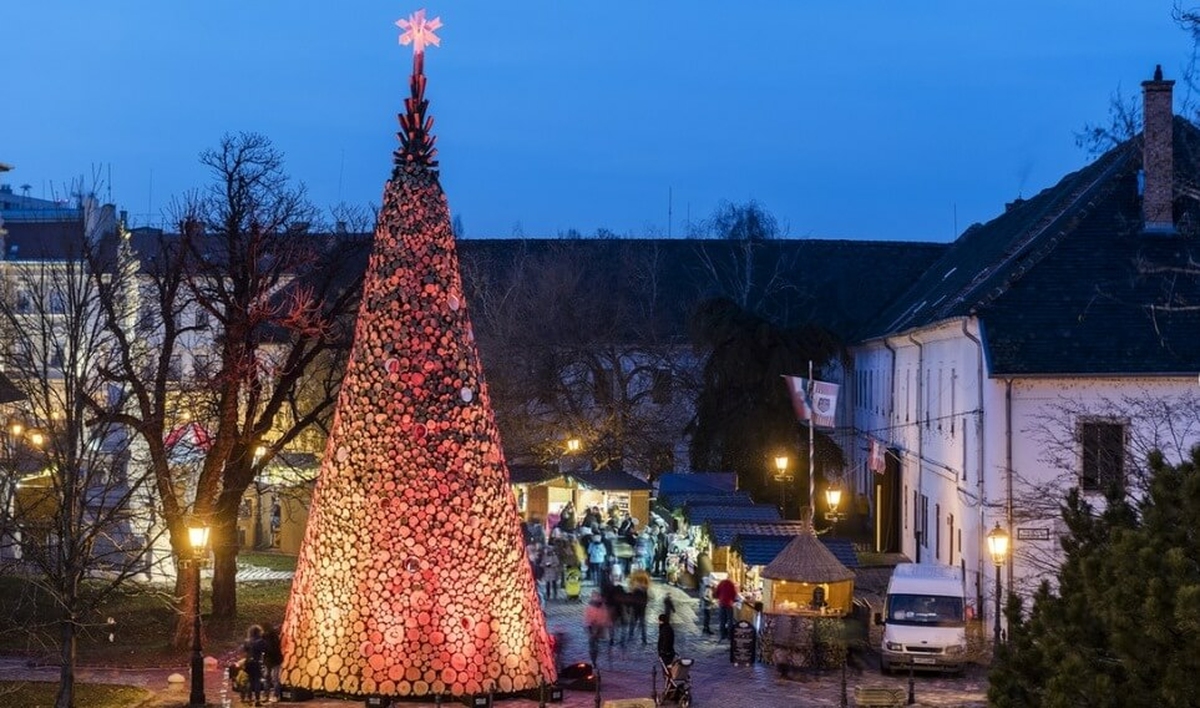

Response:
(773, 455), (792, 518)
(187, 521), (210, 706)
(986, 523), (1009, 650)
(824, 486), (846, 534)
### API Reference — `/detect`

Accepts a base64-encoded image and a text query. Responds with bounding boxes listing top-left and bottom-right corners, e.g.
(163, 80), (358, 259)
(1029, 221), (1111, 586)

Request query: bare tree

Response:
(91, 132), (366, 646)
(0, 236), (163, 708)
(691, 200), (802, 318)
(1018, 389), (1200, 588)
(461, 239), (697, 478)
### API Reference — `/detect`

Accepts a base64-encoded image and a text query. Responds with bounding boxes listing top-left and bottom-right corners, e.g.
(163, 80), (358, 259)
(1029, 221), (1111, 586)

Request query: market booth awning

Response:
(760, 529), (854, 616)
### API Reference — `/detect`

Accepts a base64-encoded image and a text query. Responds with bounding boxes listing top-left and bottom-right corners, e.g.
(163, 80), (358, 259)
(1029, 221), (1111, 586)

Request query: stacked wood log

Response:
(278, 46), (555, 698)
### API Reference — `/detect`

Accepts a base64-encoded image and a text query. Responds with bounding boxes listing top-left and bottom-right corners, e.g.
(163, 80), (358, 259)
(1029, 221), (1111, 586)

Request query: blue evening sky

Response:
(4, 2), (1194, 241)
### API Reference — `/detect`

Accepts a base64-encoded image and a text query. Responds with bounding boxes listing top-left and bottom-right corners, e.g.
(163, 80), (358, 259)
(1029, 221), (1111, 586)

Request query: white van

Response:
(876, 563), (967, 674)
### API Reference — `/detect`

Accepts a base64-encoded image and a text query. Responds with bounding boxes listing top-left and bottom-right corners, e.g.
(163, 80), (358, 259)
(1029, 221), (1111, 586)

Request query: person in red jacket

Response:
(713, 577), (739, 641)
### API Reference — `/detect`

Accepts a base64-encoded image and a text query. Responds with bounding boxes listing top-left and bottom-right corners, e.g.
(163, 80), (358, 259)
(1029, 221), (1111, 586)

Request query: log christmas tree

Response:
(279, 10), (556, 699)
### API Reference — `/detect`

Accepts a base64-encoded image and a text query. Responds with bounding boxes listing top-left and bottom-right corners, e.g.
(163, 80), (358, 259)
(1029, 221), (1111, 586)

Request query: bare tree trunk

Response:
(211, 513), (241, 624)
(172, 562), (196, 650)
(55, 614), (76, 708)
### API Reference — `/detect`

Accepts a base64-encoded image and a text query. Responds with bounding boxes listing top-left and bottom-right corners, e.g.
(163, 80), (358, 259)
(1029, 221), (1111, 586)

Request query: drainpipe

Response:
(882, 337), (897, 554)
(961, 318), (987, 614)
(908, 333), (924, 563)
(1004, 378), (1014, 593)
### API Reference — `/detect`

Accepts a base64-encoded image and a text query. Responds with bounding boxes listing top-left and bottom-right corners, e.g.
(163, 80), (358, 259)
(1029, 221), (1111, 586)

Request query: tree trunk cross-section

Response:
(279, 164), (556, 698)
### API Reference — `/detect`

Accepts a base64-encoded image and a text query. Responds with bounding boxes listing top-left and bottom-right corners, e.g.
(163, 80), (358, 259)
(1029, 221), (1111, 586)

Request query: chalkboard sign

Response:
(730, 620), (756, 666)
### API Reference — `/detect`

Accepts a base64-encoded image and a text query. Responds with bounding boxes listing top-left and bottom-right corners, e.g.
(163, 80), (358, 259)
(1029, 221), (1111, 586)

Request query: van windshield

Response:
(885, 594), (964, 627)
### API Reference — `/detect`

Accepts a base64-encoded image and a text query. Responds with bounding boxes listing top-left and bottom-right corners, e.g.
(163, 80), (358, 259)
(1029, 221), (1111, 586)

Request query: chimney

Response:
(1141, 64), (1175, 232)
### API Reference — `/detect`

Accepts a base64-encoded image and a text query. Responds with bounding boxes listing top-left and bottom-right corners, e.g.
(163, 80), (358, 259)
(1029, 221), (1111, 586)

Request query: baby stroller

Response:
(657, 656), (693, 707)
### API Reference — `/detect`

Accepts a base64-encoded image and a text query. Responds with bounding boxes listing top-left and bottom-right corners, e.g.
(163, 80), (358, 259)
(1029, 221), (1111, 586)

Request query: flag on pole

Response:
(781, 375), (839, 428)
(868, 437), (887, 474)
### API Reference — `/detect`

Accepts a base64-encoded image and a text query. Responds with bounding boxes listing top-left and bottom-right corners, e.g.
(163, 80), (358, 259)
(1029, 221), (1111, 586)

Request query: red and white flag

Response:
(868, 437), (887, 474)
(782, 375), (839, 428)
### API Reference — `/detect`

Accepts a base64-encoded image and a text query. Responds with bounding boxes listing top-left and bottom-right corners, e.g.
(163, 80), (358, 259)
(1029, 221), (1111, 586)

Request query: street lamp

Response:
(824, 486), (846, 533)
(773, 455), (792, 518)
(187, 521), (211, 706)
(986, 523), (1009, 649)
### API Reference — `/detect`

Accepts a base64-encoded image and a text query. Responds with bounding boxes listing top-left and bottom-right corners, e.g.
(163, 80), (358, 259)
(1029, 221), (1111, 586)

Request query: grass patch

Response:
(238, 551), (297, 572)
(0, 575), (291, 668)
(0, 681), (152, 707)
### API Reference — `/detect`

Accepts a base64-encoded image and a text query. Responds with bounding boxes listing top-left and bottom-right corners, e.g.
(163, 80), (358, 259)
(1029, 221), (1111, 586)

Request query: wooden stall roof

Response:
(564, 469), (652, 492)
(684, 503), (782, 526)
(656, 472), (737, 496)
(761, 530), (854, 582)
(658, 490), (754, 510)
(509, 464), (559, 486)
(706, 521), (810, 548)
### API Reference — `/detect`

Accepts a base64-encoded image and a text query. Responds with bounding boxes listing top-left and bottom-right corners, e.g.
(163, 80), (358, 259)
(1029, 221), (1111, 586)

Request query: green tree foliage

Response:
(990, 448), (1200, 707)
(687, 296), (841, 515)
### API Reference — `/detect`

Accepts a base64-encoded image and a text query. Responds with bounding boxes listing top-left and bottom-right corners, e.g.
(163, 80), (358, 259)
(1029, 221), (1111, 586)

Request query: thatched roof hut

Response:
(760, 530), (854, 616)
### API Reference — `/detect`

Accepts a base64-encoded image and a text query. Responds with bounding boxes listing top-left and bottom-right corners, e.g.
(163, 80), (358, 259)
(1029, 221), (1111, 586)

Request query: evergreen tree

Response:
(687, 296), (842, 512)
(990, 448), (1200, 707)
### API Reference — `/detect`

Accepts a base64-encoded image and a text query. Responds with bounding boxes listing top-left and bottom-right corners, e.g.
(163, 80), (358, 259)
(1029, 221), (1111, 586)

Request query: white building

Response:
(849, 67), (1200, 629)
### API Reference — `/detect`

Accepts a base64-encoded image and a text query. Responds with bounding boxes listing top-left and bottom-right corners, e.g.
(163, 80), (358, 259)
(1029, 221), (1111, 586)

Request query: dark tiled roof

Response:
(657, 491), (753, 510)
(683, 503), (782, 526)
(861, 118), (1200, 376)
(732, 532), (859, 568)
(706, 521), (810, 547)
(4, 220), (90, 260)
(564, 469), (652, 491)
(457, 238), (945, 342)
(656, 473), (738, 496)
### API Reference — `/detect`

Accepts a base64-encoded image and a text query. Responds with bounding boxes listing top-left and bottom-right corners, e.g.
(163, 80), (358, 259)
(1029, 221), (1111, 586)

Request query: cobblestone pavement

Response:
(1, 569), (988, 707)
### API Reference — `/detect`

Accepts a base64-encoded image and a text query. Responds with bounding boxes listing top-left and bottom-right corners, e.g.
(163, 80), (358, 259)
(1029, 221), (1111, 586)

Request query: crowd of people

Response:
(523, 501), (676, 600)
(522, 500), (741, 683)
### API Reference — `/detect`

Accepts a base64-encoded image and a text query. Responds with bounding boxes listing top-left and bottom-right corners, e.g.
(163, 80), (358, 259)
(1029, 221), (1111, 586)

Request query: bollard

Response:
(433, 693), (442, 707)
(539, 679), (547, 708)
(907, 657), (915, 705)
(594, 668), (602, 708)
(840, 656), (848, 708)
(651, 662), (658, 703)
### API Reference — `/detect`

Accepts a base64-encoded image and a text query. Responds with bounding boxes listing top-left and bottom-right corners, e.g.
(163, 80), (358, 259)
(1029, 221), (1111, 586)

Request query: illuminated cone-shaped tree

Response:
(279, 11), (556, 699)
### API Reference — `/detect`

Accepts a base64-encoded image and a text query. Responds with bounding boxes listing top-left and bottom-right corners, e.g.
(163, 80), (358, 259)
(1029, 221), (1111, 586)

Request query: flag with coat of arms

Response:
(781, 374), (839, 428)
(868, 437), (887, 473)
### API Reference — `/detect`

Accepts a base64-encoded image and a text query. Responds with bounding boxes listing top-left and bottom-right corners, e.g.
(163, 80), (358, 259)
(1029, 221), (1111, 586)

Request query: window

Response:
(193, 354), (212, 378)
(935, 503), (941, 560)
(49, 345), (64, 369)
(14, 290), (32, 314)
(651, 369), (672, 405)
(167, 355), (183, 381)
(947, 513), (955, 565)
(48, 291), (66, 314)
(1081, 420), (1125, 492)
(919, 494), (929, 547)
(194, 309), (210, 330)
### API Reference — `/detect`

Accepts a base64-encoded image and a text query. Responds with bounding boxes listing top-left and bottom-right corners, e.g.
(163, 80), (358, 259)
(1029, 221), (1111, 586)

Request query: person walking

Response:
(261, 624), (284, 703)
(242, 624), (268, 706)
(656, 613), (677, 666)
(587, 537), (607, 584)
(714, 576), (739, 641)
(584, 591), (611, 666)
(541, 545), (561, 600)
